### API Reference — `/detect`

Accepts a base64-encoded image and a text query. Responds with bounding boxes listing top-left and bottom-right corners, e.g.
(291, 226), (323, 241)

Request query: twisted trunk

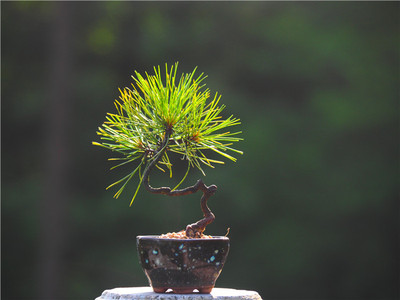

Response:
(142, 129), (216, 238)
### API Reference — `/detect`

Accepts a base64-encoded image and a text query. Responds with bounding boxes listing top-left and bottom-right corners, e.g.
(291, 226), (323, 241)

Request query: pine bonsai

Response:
(93, 63), (242, 238)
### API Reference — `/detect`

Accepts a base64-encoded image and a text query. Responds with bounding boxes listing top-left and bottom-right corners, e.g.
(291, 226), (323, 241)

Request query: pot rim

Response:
(136, 235), (229, 241)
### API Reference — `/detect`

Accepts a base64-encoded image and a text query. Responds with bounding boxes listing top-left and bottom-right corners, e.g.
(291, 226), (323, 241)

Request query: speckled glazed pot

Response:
(136, 235), (230, 294)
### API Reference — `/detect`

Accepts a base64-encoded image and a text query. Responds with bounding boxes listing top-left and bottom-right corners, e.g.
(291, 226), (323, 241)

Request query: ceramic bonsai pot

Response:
(137, 235), (230, 294)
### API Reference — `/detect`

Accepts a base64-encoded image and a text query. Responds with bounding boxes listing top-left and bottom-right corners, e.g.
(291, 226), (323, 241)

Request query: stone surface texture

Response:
(95, 287), (262, 300)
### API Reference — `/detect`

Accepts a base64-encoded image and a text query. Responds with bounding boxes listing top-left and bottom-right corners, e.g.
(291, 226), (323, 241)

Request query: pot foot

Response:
(153, 287), (168, 293)
(198, 286), (213, 294)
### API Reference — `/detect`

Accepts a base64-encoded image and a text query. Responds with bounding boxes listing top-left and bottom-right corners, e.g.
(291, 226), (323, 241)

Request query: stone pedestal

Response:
(95, 287), (262, 300)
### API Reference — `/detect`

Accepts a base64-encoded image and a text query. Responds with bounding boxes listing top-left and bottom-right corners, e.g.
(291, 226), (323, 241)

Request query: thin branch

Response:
(142, 128), (216, 237)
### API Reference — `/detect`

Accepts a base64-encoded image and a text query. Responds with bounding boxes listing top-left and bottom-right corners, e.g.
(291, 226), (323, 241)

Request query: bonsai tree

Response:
(93, 63), (242, 238)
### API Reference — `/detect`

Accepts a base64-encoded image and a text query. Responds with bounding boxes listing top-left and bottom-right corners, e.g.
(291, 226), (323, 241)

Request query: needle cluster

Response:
(93, 63), (242, 205)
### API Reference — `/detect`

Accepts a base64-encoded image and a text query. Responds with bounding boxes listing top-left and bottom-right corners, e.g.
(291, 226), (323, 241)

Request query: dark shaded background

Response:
(2, 2), (399, 299)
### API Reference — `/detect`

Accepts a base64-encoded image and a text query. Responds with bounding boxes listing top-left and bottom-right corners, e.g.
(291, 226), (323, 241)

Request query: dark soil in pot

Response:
(137, 235), (230, 294)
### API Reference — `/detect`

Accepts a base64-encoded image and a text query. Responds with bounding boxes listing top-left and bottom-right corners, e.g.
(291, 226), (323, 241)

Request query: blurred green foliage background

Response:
(2, 2), (399, 299)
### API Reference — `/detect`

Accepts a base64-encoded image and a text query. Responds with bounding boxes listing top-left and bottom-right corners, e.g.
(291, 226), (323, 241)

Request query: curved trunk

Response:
(142, 130), (216, 238)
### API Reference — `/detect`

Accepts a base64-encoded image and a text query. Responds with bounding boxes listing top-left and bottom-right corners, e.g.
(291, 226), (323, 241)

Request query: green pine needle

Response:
(94, 62), (242, 203)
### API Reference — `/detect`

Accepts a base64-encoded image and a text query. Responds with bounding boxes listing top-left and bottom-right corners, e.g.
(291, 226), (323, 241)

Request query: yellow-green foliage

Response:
(94, 63), (242, 204)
